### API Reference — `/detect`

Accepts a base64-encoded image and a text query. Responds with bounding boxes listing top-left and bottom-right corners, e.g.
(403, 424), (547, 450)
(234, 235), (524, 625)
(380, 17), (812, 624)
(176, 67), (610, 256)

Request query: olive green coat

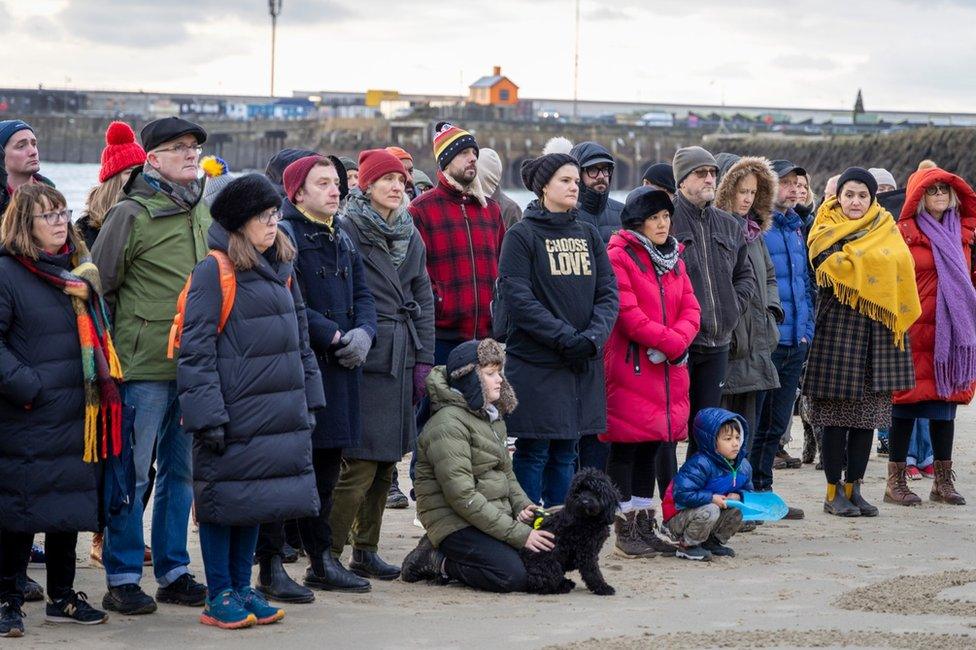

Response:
(414, 366), (533, 549)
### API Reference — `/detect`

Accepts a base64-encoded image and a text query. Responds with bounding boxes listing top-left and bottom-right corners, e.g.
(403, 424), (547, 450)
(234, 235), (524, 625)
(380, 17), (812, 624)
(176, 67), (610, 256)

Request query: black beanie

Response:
(837, 167), (878, 205)
(641, 162), (676, 194)
(209, 173), (281, 232)
(521, 153), (579, 198)
(447, 339), (508, 413)
(620, 187), (674, 229)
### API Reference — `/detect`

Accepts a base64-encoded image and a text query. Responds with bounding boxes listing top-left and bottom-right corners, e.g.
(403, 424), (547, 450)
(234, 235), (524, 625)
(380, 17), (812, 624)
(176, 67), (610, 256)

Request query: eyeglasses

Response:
(154, 143), (203, 156)
(584, 166), (613, 179)
(256, 208), (282, 225)
(35, 209), (72, 225)
(925, 183), (951, 196)
(692, 168), (718, 179)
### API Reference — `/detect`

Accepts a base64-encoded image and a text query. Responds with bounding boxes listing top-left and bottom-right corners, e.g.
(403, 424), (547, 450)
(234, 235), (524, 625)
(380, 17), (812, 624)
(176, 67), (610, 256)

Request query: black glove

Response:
(562, 335), (596, 360)
(196, 426), (226, 455)
(307, 411), (317, 431)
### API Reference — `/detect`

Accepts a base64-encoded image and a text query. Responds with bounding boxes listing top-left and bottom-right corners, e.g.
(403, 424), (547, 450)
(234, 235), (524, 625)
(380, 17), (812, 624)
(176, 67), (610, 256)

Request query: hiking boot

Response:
(199, 588), (256, 630)
(634, 508), (678, 555)
(675, 545), (712, 561)
(846, 481), (878, 517)
(400, 536), (446, 583)
(884, 461), (922, 506)
(304, 553), (371, 593)
(386, 484), (409, 509)
(702, 536), (735, 557)
(257, 556), (315, 604)
(238, 587), (284, 625)
(20, 575), (43, 602)
(906, 465), (923, 480)
(738, 521), (758, 533)
(0, 601), (25, 638)
(612, 511), (657, 559)
(350, 549), (401, 581)
(156, 573), (207, 607)
(45, 591), (108, 625)
(784, 506), (805, 520)
(930, 460), (966, 505)
(776, 448), (802, 469)
(102, 583), (157, 615)
(90, 534), (103, 568)
(824, 483), (860, 517)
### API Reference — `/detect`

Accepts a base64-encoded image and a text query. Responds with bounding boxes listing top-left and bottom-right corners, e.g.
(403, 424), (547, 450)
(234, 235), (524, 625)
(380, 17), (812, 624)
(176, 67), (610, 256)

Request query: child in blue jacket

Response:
(662, 408), (752, 561)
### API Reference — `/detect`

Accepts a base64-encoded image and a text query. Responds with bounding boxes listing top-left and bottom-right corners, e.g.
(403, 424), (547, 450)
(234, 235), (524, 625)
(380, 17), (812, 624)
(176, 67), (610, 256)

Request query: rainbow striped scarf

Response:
(15, 247), (124, 462)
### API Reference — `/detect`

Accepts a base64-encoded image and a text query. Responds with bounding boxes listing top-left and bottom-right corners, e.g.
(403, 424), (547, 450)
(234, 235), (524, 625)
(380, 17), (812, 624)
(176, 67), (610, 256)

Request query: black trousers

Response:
(821, 427), (873, 484)
(297, 448), (344, 558)
(721, 391), (758, 449)
(0, 531), (77, 603)
(685, 346), (729, 458)
(439, 527), (526, 593)
(256, 448), (344, 561)
(889, 417), (954, 463)
(606, 441), (673, 501)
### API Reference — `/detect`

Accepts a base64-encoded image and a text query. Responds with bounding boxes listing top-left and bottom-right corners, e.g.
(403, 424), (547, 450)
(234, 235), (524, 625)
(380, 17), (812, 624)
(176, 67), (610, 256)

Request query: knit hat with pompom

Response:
(99, 121), (147, 183)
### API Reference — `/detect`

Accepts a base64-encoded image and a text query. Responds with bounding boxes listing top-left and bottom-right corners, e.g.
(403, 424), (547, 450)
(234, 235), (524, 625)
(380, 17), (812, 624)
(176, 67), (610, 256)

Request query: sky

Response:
(2, 0), (974, 113)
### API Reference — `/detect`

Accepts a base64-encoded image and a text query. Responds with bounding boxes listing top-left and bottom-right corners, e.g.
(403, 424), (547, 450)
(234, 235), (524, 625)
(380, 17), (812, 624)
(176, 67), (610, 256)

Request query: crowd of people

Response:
(1, 113), (975, 636)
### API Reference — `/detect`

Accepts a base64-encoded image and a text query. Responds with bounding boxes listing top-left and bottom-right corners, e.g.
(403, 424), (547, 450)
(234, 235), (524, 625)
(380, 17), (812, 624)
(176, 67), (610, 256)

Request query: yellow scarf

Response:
(807, 198), (921, 348)
(297, 205), (334, 233)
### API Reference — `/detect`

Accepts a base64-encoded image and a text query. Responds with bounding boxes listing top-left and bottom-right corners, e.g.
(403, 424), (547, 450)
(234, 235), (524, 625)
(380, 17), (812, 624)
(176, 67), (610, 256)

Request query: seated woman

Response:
(401, 339), (555, 593)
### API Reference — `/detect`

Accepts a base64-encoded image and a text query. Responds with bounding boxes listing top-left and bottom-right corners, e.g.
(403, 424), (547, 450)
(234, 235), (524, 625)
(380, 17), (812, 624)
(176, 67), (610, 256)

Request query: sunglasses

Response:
(925, 183), (951, 196)
(692, 168), (718, 179)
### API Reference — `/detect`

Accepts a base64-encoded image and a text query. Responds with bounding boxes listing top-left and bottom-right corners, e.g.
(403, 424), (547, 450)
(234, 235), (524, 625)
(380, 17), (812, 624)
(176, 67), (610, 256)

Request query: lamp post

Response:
(269, 0), (283, 97)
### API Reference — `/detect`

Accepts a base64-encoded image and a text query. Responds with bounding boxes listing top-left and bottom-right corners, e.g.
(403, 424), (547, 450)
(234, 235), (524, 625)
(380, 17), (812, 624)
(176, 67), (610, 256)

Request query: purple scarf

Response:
(916, 207), (976, 397)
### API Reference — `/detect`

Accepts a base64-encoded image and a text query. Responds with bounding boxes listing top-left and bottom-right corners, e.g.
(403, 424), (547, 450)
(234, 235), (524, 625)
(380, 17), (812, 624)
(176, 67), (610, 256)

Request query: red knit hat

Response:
(283, 155), (328, 203)
(385, 146), (413, 162)
(100, 121), (147, 183)
(358, 149), (408, 191)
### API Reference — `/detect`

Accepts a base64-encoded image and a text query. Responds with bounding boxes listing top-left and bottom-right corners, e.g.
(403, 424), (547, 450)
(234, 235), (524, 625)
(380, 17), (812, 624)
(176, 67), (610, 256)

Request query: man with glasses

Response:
(753, 160), (815, 520)
(670, 146), (755, 458)
(0, 120), (55, 217)
(569, 141), (624, 244)
(92, 117), (211, 615)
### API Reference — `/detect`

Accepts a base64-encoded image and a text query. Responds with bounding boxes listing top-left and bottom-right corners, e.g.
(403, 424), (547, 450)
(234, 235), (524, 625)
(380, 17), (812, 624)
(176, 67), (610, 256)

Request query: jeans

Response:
(103, 380), (192, 588)
(198, 523), (259, 598)
(0, 531), (77, 603)
(685, 347), (729, 458)
(512, 438), (577, 507)
(753, 342), (808, 490)
(907, 419), (933, 467)
(439, 526), (526, 593)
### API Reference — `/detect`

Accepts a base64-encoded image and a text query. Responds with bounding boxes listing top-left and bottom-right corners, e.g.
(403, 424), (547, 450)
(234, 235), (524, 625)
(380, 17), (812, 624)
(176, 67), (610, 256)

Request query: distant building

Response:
(468, 66), (518, 106)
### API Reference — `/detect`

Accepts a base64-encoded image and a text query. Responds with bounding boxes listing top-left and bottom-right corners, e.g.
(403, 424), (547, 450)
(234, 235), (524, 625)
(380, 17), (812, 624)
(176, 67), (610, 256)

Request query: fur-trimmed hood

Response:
(715, 155), (777, 232)
(430, 339), (518, 417)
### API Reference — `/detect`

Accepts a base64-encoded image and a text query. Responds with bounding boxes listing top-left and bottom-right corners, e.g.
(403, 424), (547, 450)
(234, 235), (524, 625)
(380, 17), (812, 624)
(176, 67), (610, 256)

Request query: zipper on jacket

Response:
(655, 270), (673, 442)
(627, 341), (641, 375)
(696, 213), (719, 338)
(461, 203), (480, 339)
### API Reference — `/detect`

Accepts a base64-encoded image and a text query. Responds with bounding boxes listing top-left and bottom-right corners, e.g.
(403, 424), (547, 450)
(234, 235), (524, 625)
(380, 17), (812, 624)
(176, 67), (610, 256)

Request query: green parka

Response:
(414, 366), (533, 549)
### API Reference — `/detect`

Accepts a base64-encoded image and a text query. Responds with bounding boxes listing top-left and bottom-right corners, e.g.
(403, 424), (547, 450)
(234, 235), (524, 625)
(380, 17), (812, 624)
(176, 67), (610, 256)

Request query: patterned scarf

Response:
(344, 193), (414, 268)
(15, 245), (124, 462)
(142, 163), (202, 211)
(628, 230), (680, 276)
(808, 197), (921, 348)
(915, 207), (976, 397)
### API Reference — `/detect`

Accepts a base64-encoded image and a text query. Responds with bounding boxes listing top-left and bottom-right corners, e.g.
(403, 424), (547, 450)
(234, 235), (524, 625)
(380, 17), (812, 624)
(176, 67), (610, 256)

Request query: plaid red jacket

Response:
(409, 173), (506, 341)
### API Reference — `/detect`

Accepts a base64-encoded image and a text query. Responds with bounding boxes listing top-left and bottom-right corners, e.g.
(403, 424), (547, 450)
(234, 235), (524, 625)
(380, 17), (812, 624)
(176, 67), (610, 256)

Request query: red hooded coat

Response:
(894, 166), (976, 405)
(601, 231), (700, 443)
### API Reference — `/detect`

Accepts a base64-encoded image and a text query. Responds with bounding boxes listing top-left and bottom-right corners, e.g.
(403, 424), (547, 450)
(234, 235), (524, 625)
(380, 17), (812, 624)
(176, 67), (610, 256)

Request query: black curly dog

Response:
(519, 468), (620, 596)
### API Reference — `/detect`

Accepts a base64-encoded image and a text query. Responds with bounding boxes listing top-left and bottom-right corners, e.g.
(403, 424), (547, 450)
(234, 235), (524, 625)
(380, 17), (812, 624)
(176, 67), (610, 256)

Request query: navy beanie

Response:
(837, 167), (878, 205)
(0, 120), (34, 150)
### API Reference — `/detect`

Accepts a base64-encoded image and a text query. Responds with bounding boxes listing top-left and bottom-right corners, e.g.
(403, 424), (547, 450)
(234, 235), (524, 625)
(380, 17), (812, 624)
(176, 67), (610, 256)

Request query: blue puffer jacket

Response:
(764, 208), (815, 345)
(662, 408), (752, 521)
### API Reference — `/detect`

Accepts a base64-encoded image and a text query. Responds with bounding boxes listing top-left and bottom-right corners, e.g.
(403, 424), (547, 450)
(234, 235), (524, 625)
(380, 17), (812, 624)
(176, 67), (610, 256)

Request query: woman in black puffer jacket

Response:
(176, 174), (325, 629)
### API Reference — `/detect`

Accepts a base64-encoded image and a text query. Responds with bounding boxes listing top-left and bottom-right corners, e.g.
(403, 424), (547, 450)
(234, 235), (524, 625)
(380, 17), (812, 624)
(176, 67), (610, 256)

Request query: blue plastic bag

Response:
(727, 491), (789, 521)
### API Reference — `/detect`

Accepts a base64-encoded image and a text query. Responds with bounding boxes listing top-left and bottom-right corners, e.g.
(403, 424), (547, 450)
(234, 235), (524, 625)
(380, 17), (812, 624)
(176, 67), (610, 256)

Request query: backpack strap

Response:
(166, 250), (237, 359)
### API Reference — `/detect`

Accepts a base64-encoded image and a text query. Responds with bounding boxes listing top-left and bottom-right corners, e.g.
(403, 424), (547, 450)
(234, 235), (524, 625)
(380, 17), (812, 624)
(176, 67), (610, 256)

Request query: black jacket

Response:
(281, 200), (377, 449)
(570, 141), (623, 243)
(177, 223), (326, 526)
(497, 200), (618, 439)
(670, 191), (755, 349)
(0, 247), (99, 533)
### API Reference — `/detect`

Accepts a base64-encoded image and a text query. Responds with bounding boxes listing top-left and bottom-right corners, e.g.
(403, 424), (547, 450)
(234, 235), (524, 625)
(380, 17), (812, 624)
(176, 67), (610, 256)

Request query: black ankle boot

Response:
(847, 481), (879, 517)
(400, 536), (446, 583)
(257, 555), (315, 603)
(349, 549), (400, 580)
(823, 483), (860, 517)
(304, 553), (371, 593)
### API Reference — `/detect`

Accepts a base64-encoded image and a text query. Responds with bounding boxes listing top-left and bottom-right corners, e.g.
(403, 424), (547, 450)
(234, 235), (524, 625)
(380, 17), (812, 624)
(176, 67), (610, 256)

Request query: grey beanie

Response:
(868, 167), (897, 190)
(673, 146), (718, 187)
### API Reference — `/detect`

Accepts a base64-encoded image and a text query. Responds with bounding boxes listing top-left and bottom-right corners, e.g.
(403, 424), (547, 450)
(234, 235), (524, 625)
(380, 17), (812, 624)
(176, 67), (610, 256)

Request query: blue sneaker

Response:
(199, 589), (256, 630)
(238, 587), (284, 625)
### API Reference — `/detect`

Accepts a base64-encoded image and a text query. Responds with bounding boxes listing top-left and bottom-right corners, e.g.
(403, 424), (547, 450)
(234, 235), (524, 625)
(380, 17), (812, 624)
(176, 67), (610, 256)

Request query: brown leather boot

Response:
(884, 461), (922, 506)
(634, 508), (678, 555)
(613, 511), (657, 559)
(930, 459), (966, 505)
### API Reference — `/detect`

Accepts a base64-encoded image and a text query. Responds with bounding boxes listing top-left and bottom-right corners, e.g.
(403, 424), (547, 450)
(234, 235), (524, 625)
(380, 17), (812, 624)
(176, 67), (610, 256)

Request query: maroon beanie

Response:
(358, 149), (408, 191)
(283, 155), (328, 203)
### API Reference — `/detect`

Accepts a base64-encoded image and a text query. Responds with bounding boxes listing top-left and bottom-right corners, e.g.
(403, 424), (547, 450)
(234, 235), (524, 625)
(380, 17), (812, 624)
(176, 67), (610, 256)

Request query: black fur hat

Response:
(209, 173), (281, 232)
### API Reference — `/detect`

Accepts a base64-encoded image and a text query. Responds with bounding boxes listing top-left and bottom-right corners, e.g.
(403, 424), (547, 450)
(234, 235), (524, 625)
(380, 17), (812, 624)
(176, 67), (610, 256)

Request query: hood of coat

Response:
(206, 220), (293, 284)
(714, 156), (777, 232)
(900, 166), (976, 224)
(522, 198), (579, 226)
(570, 141), (615, 214)
(427, 363), (517, 418)
(691, 407), (749, 470)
